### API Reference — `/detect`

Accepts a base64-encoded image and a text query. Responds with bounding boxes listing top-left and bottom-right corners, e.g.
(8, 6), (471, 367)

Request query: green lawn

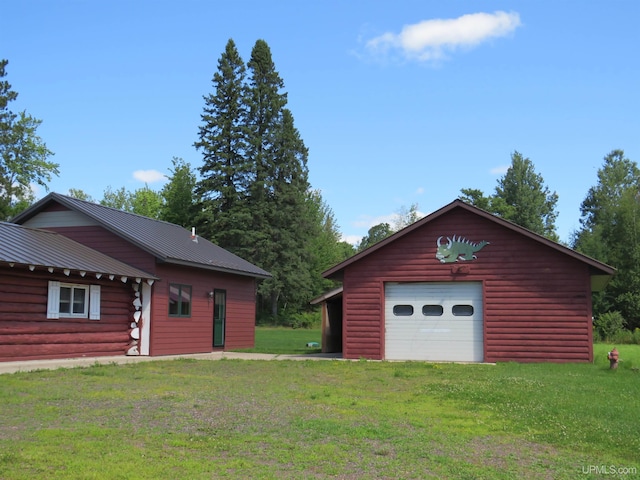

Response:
(235, 326), (322, 354)
(0, 339), (638, 479)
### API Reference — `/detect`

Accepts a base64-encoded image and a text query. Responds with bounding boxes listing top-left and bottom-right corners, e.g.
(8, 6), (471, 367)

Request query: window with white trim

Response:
(47, 281), (101, 320)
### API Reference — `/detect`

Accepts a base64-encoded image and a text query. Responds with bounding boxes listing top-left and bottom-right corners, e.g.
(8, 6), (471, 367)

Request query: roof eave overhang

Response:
(310, 286), (344, 305)
(162, 258), (272, 280)
(1, 260), (159, 283)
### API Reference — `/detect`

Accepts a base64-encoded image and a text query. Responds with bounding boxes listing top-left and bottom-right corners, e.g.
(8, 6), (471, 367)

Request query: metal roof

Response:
(12, 193), (271, 279)
(0, 222), (157, 280)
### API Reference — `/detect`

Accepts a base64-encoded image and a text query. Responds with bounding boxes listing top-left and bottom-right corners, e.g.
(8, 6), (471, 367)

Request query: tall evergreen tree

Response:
(194, 39), (346, 318)
(242, 40), (294, 316)
(195, 39), (250, 245)
(261, 108), (314, 314)
(460, 151), (559, 241)
(495, 151), (559, 240)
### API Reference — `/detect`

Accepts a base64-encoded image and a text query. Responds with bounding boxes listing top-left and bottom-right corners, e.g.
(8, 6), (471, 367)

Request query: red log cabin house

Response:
(314, 200), (615, 363)
(1, 193), (270, 362)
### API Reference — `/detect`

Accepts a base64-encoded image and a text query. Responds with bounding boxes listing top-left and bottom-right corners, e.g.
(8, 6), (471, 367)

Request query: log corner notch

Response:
(128, 282), (142, 356)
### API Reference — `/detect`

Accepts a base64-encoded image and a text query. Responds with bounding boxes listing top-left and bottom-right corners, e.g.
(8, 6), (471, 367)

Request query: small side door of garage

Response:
(384, 282), (483, 362)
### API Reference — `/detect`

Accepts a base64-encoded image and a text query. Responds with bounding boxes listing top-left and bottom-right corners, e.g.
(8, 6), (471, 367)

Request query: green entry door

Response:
(213, 290), (226, 348)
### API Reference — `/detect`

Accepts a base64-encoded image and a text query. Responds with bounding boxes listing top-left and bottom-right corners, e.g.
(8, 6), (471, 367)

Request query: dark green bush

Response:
(288, 311), (321, 329)
(593, 311), (626, 341)
(256, 310), (321, 329)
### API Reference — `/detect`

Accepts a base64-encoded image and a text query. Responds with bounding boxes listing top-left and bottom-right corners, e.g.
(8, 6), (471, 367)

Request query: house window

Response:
(169, 284), (191, 317)
(60, 285), (88, 316)
(47, 281), (101, 320)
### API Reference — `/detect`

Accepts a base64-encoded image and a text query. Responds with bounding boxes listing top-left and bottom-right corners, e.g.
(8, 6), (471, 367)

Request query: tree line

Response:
(1, 49), (639, 330)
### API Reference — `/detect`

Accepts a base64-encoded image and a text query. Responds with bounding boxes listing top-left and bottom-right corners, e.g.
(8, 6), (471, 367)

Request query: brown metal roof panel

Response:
(0, 222), (157, 279)
(13, 193), (271, 279)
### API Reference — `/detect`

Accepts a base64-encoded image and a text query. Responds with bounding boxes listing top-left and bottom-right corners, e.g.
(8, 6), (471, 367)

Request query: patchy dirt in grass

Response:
(464, 435), (563, 479)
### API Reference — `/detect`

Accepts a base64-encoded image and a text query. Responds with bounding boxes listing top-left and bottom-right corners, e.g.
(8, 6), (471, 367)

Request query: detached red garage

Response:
(320, 200), (615, 363)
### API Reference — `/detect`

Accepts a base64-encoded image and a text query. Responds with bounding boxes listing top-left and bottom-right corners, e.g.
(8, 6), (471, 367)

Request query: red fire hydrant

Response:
(607, 348), (619, 369)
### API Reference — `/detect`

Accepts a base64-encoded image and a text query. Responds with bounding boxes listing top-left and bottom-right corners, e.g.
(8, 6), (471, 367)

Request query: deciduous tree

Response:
(161, 157), (199, 228)
(0, 60), (57, 220)
(358, 223), (393, 252)
(573, 150), (640, 329)
(130, 184), (163, 219)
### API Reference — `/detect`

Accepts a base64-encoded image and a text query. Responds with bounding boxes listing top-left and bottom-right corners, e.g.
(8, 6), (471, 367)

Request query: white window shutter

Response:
(89, 285), (101, 320)
(47, 281), (60, 319)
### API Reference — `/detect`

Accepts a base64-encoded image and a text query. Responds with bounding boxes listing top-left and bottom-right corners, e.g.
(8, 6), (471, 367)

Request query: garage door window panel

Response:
(393, 305), (414, 316)
(452, 305), (474, 316)
(422, 305), (444, 316)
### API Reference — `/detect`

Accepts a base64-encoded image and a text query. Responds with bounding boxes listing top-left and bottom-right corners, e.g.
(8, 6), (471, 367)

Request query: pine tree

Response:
(460, 151), (559, 241)
(495, 151), (559, 240)
(262, 108), (314, 315)
(193, 39), (336, 318)
(195, 39), (251, 245)
(243, 40), (286, 316)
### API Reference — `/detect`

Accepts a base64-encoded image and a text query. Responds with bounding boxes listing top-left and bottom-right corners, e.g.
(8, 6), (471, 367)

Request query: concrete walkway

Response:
(0, 351), (344, 375)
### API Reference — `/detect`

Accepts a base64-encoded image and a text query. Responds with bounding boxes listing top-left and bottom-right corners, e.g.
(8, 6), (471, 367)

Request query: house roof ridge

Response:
(12, 192), (271, 279)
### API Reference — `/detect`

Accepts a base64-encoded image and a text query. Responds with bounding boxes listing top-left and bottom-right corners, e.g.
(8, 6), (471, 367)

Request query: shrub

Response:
(593, 311), (627, 342)
(256, 311), (321, 329)
(288, 311), (321, 329)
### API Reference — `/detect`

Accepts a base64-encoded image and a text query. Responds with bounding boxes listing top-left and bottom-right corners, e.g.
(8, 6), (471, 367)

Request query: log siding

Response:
(341, 208), (596, 363)
(0, 267), (134, 362)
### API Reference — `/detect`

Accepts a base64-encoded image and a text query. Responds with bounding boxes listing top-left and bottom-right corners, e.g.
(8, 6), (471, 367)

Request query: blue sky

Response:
(2, 1), (638, 244)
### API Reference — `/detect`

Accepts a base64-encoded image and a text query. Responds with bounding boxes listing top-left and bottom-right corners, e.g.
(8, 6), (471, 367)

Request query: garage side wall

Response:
(342, 209), (593, 362)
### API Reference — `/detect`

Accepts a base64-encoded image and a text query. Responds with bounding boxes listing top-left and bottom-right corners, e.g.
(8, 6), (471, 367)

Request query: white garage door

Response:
(385, 282), (483, 362)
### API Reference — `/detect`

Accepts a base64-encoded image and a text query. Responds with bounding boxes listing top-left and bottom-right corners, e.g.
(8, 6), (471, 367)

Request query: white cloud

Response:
(341, 234), (363, 246)
(133, 169), (166, 183)
(366, 11), (521, 63)
(416, 187), (425, 195)
(490, 165), (510, 175)
(346, 208), (430, 246)
(353, 213), (397, 229)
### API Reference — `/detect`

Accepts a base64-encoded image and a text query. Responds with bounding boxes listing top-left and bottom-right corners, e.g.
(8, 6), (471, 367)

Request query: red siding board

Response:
(340, 207), (597, 363)
(0, 268), (135, 362)
(149, 263), (256, 355)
